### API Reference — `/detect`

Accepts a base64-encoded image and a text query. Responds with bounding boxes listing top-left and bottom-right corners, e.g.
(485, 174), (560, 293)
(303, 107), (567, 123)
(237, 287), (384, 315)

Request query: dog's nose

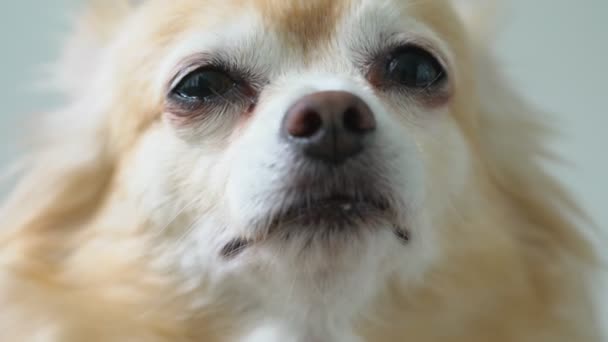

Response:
(282, 91), (376, 164)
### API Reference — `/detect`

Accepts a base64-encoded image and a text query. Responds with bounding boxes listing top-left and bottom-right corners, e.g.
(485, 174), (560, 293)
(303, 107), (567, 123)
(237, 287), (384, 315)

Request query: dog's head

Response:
(104, 0), (473, 294)
(2, 0), (597, 339)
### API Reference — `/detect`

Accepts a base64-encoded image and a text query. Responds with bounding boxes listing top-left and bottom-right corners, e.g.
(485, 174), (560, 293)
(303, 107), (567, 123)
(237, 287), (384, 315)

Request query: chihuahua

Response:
(0, 0), (601, 341)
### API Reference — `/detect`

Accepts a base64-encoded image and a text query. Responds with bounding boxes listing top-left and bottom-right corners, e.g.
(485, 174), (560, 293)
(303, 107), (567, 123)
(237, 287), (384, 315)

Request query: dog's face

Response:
(100, 0), (474, 330)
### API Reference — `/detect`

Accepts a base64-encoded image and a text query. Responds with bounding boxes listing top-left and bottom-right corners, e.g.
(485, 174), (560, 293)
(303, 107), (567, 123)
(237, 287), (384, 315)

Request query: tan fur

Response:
(256, 0), (349, 53)
(0, 0), (600, 341)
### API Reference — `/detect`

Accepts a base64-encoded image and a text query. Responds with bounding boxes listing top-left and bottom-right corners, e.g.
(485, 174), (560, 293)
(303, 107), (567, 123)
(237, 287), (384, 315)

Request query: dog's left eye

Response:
(172, 68), (236, 101)
(368, 45), (447, 94)
(385, 46), (445, 89)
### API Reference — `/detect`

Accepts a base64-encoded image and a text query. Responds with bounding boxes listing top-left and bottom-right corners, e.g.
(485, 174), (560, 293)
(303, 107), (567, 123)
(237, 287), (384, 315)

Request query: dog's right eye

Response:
(172, 68), (236, 101)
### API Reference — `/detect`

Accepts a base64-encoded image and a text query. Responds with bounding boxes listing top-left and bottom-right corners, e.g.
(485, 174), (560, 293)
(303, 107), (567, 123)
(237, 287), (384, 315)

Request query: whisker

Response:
(155, 198), (199, 236)
(172, 215), (206, 252)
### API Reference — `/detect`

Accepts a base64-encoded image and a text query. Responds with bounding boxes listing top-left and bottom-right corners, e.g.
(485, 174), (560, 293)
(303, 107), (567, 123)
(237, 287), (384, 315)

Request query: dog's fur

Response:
(0, 0), (601, 341)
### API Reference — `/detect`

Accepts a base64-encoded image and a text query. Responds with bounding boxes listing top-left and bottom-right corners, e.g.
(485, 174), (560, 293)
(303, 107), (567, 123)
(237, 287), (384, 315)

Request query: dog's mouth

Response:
(271, 193), (392, 228)
(221, 191), (409, 259)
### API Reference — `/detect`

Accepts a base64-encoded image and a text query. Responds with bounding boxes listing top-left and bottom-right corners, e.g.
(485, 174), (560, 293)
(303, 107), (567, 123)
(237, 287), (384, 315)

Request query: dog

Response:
(0, 0), (601, 341)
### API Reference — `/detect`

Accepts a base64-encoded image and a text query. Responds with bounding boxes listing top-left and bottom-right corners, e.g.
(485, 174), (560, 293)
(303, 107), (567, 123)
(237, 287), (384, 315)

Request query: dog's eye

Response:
(384, 46), (445, 89)
(172, 68), (236, 101)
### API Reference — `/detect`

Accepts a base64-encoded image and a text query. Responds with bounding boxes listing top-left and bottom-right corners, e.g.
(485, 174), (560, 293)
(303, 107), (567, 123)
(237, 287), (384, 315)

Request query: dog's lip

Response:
(221, 192), (404, 258)
(290, 194), (390, 211)
(267, 192), (392, 227)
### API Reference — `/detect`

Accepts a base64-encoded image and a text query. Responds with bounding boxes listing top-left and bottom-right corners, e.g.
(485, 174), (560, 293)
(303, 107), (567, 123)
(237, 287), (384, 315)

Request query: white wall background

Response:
(0, 0), (606, 337)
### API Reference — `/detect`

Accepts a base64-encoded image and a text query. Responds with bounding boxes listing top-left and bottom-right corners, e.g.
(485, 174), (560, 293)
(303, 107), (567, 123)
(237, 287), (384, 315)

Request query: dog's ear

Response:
(0, 1), (149, 250)
(50, 0), (144, 98)
(449, 0), (504, 43)
(451, 0), (598, 266)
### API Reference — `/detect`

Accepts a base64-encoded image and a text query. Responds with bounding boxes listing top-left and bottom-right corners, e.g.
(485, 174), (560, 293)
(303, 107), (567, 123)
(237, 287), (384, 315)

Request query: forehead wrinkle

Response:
(254, 0), (350, 54)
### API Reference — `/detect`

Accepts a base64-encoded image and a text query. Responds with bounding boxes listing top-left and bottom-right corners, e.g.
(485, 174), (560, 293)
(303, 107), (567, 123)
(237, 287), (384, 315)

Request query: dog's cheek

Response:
(414, 114), (472, 219)
(113, 125), (222, 233)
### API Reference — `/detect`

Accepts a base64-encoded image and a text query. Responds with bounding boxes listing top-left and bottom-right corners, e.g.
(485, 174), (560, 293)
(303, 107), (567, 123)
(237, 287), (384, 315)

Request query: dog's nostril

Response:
(286, 108), (323, 138)
(343, 106), (376, 134)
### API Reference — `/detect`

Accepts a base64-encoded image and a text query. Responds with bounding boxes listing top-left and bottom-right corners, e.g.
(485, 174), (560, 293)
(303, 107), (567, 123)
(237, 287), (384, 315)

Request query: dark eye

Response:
(385, 46), (445, 89)
(172, 68), (236, 101)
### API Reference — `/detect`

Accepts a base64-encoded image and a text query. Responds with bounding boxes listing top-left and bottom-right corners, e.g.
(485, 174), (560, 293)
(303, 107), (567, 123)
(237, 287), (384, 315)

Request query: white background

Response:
(0, 0), (606, 337)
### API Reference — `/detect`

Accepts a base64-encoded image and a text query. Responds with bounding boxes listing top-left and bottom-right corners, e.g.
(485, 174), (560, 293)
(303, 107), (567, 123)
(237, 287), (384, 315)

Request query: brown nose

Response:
(282, 91), (376, 164)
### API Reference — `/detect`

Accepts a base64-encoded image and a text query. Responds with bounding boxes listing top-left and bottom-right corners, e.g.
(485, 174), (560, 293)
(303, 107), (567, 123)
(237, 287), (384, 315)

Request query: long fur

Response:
(0, 0), (601, 341)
